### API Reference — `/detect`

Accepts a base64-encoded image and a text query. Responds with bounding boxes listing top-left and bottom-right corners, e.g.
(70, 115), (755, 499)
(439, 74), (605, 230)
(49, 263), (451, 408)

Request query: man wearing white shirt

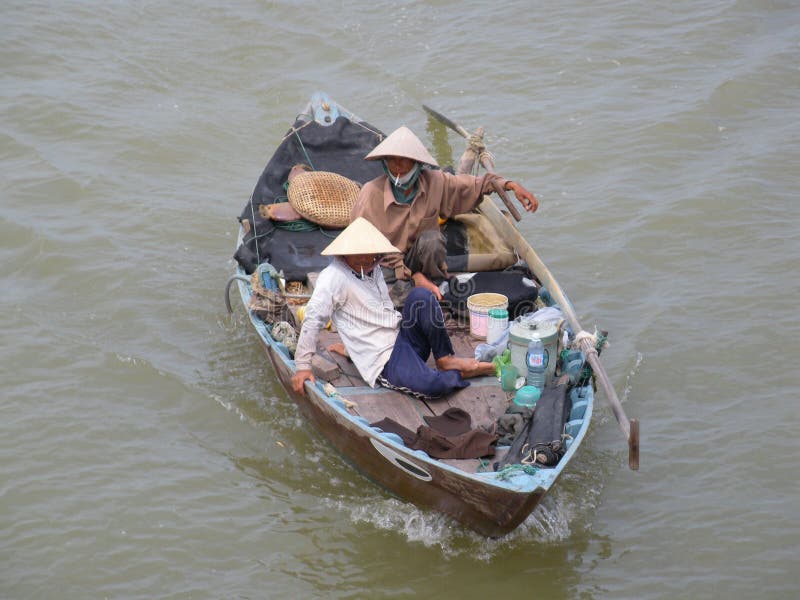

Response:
(292, 217), (494, 399)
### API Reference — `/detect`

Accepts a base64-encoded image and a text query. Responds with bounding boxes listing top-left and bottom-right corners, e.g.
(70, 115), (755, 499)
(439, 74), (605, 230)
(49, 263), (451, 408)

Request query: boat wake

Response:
(337, 493), (575, 559)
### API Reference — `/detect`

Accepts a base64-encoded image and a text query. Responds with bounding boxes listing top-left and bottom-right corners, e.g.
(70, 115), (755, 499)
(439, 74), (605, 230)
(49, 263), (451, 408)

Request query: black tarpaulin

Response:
(235, 117), (384, 279)
(241, 116), (384, 219)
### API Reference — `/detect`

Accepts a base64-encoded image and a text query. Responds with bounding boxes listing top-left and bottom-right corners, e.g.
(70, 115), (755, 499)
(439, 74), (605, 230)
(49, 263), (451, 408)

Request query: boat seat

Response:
(346, 388), (436, 433)
(315, 329), (368, 387)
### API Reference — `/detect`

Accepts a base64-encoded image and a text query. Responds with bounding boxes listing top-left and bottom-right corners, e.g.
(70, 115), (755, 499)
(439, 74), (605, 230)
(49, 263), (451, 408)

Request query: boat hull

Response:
(256, 334), (545, 537)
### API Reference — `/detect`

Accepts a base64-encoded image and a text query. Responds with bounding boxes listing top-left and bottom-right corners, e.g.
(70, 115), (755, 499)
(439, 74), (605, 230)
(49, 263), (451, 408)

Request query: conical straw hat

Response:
(321, 217), (402, 256)
(364, 126), (439, 166)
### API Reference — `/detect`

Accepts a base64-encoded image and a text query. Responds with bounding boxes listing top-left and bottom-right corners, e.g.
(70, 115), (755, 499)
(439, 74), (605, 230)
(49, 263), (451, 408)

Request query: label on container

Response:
(526, 350), (548, 368)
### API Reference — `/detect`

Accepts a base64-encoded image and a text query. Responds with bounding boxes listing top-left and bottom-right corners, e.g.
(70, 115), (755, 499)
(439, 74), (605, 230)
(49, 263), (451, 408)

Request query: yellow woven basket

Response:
(287, 171), (360, 228)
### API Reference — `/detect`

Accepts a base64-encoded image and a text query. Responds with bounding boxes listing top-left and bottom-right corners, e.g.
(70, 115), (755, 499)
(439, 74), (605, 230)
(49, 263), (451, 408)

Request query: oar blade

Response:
(422, 104), (470, 139)
(628, 419), (640, 470)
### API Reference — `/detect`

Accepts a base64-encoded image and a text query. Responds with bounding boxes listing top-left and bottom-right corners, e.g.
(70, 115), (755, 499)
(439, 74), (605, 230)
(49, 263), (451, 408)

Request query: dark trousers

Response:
(379, 288), (468, 399)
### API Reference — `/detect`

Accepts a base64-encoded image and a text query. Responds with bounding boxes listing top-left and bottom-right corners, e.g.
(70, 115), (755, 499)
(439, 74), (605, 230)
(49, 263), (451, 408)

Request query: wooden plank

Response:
(439, 458), (484, 473)
(326, 373), (357, 388)
(315, 328), (366, 386)
(426, 381), (510, 432)
(450, 330), (478, 358)
(311, 354), (340, 380)
(350, 389), (435, 431)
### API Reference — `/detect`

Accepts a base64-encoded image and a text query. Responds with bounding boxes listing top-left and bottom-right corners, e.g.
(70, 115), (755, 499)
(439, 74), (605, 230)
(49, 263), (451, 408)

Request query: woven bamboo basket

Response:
(287, 171), (360, 228)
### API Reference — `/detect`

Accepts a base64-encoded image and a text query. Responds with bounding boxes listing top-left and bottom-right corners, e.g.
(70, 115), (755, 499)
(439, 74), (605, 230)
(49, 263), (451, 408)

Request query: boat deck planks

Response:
(425, 382), (510, 432)
(350, 389), (436, 432)
(316, 328), (367, 387)
(314, 319), (513, 478)
(440, 446), (509, 474)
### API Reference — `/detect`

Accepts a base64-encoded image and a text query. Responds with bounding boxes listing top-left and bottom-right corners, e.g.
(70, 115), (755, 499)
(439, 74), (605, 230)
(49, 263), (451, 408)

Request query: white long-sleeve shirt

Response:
(293, 258), (401, 386)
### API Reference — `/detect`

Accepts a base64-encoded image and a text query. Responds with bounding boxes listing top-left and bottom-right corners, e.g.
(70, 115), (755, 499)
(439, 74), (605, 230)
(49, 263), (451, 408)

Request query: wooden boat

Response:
(226, 92), (638, 537)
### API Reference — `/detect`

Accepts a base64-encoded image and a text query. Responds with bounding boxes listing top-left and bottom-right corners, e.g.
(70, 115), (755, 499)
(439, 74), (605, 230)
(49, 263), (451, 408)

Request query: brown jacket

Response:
(350, 169), (508, 278)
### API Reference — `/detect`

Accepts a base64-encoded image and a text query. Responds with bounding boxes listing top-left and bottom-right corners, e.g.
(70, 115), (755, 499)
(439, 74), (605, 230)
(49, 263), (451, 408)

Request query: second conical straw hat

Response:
(321, 217), (401, 256)
(364, 126), (439, 166)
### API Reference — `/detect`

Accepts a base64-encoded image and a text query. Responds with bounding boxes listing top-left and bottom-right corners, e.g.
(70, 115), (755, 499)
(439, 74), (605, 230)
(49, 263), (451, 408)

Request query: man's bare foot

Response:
(435, 355), (495, 378)
(327, 342), (348, 357)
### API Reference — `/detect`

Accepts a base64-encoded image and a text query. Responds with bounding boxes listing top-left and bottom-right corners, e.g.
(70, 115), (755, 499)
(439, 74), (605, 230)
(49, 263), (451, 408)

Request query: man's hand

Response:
(291, 369), (315, 394)
(505, 181), (538, 213)
(411, 272), (443, 300)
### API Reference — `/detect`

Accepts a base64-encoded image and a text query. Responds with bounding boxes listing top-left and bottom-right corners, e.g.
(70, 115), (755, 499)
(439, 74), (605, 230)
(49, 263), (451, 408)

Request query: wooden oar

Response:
(423, 104), (471, 138)
(479, 197), (639, 470)
(440, 111), (640, 470)
(423, 105), (522, 222)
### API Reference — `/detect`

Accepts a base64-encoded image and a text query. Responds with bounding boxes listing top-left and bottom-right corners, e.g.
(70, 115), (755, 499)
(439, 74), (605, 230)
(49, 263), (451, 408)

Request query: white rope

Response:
(573, 329), (597, 347)
(478, 149), (495, 168)
(322, 382), (358, 411)
(467, 133), (486, 154)
(351, 119), (384, 140)
(573, 329), (609, 352)
(519, 442), (536, 465)
(281, 119), (313, 142)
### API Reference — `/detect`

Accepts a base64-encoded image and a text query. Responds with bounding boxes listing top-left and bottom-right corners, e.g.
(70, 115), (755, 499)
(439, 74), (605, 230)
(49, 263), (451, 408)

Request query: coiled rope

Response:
(495, 464), (539, 480)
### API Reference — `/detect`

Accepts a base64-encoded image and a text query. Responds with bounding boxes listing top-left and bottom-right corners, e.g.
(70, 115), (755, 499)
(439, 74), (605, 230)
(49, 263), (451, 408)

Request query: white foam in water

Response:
(340, 493), (575, 558)
(212, 393), (249, 423)
(521, 502), (572, 541)
(623, 351), (644, 403)
(347, 498), (457, 551)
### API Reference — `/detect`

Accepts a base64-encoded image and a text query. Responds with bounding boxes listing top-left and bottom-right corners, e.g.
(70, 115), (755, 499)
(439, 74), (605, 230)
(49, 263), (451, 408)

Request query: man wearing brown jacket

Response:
(350, 126), (537, 302)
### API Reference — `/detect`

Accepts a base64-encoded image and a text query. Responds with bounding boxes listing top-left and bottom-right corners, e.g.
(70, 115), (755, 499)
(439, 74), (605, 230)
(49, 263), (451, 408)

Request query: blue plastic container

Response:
(513, 385), (541, 408)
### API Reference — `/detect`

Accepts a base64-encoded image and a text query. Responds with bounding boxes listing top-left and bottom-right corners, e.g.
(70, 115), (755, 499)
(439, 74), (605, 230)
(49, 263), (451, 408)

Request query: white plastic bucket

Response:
(486, 308), (509, 345)
(467, 293), (508, 339)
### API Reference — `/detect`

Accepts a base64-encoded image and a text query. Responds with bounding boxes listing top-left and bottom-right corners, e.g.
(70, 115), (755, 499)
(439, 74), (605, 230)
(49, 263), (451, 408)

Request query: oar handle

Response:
(580, 339), (639, 470)
(493, 186), (522, 222)
(470, 136), (522, 222)
(425, 106), (523, 222)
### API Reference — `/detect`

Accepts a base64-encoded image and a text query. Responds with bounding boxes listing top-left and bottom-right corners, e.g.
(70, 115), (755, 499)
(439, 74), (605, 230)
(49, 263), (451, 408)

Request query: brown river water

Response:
(2, 1), (798, 598)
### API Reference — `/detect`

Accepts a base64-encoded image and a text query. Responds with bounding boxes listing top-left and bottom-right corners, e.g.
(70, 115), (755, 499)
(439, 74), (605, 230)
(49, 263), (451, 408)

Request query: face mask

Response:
(383, 161), (420, 188)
